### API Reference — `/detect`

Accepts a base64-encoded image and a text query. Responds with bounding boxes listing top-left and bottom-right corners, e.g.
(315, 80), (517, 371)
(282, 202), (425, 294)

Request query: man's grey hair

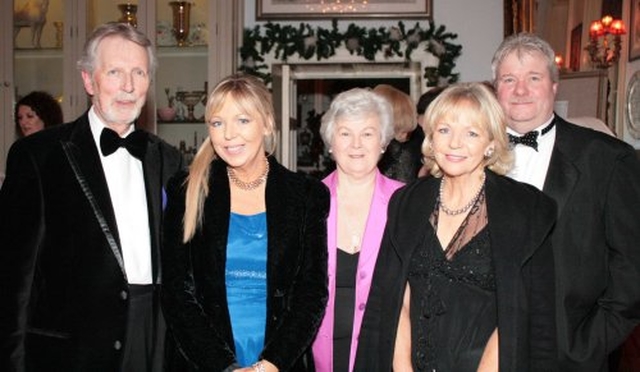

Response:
(491, 32), (559, 85)
(77, 22), (157, 76)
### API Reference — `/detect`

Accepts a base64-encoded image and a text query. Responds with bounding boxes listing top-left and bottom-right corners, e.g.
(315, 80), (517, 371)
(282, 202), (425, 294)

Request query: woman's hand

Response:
(477, 328), (499, 372)
(234, 360), (278, 372)
(393, 283), (414, 372)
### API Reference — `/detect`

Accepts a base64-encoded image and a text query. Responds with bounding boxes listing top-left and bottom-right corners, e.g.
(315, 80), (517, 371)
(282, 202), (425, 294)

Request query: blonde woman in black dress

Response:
(355, 82), (557, 371)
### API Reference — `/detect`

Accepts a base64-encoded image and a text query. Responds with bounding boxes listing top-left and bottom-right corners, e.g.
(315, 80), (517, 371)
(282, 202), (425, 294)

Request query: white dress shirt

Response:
(89, 107), (153, 284)
(507, 116), (556, 191)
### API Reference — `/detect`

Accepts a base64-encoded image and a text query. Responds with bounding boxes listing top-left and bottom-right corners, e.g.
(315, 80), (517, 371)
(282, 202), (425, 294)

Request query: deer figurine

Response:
(14, 0), (50, 49)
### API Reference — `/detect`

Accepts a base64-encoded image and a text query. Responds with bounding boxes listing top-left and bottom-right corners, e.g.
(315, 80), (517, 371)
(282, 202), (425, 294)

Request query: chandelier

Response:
(587, 15), (626, 69)
(305, 0), (369, 14)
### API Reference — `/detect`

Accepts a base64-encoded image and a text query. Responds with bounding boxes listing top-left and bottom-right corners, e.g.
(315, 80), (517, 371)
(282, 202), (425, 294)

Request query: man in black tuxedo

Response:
(492, 32), (640, 371)
(0, 23), (183, 371)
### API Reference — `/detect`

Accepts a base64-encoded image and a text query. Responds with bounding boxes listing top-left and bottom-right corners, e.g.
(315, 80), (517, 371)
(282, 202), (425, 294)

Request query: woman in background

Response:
(162, 74), (330, 372)
(14, 90), (63, 137)
(312, 88), (404, 372)
(374, 84), (421, 183)
(355, 82), (557, 371)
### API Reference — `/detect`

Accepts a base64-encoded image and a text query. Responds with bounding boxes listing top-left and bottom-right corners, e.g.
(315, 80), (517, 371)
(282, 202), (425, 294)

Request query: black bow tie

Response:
(508, 120), (555, 152)
(100, 128), (147, 160)
(508, 131), (539, 150)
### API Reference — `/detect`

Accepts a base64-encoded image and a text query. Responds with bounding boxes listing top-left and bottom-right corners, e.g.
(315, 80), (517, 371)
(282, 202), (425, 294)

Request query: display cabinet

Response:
(1, 0), (241, 175)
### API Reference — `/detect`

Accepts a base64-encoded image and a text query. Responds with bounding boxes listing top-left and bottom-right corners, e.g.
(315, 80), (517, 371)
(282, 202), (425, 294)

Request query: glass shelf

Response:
(156, 45), (208, 58)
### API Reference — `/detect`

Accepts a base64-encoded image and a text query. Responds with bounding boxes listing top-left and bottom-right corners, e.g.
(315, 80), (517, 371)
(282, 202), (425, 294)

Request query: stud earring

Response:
(484, 148), (494, 159)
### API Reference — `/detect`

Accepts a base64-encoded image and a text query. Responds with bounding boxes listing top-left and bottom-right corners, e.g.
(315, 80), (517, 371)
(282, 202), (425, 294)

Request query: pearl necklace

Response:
(227, 159), (270, 190)
(439, 173), (486, 216)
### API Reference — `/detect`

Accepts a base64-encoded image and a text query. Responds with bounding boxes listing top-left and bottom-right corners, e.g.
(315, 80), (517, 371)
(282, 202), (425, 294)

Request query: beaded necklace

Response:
(227, 158), (270, 190)
(438, 173), (486, 216)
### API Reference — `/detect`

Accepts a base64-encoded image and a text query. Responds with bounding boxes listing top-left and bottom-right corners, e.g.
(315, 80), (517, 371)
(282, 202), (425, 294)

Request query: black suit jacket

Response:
(0, 113), (183, 371)
(161, 156), (330, 371)
(354, 170), (557, 371)
(545, 116), (640, 371)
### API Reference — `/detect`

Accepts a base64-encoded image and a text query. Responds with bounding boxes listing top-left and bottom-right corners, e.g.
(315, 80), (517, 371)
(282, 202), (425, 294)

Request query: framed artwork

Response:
(503, 0), (535, 37)
(630, 0), (640, 61)
(569, 24), (582, 71)
(556, 70), (608, 123)
(256, 0), (432, 20)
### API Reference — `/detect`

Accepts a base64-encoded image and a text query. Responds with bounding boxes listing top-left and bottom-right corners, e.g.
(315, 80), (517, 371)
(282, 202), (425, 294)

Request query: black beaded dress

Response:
(408, 188), (497, 371)
(378, 126), (425, 183)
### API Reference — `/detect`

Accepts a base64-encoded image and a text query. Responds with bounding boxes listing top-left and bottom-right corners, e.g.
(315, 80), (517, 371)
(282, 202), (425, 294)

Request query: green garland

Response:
(239, 20), (462, 88)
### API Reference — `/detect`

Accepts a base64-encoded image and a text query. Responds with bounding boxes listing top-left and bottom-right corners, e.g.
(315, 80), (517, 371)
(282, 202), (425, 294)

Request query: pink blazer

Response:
(312, 169), (404, 372)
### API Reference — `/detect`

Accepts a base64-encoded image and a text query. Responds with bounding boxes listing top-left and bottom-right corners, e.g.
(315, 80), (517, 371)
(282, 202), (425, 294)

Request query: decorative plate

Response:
(626, 71), (640, 139)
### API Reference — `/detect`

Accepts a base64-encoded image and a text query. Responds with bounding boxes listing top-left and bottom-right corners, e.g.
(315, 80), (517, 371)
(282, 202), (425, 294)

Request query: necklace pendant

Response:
(351, 233), (359, 252)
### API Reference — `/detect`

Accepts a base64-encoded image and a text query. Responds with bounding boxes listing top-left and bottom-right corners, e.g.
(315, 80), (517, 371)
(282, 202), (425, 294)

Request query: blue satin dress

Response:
(225, 212), (268, 366)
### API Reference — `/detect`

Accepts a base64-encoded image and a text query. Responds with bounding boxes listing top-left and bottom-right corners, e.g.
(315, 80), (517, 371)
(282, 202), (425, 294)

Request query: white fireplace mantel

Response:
(267, 44), (439, 170)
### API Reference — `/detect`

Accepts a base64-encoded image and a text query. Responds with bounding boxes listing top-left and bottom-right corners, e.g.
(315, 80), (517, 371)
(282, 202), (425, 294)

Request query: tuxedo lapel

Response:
(61, 115), (126, 278)
(543, 120), (579, 217)
(143, 137), (162, 282)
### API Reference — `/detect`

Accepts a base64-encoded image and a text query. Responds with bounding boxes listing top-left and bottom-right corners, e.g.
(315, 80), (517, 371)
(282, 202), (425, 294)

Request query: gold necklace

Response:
(227, 158), (269, 190)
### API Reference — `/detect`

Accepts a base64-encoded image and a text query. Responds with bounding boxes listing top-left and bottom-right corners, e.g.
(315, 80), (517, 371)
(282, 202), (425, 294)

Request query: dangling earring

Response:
(328, 148), (333, 154)
(381, 148), (385, 154)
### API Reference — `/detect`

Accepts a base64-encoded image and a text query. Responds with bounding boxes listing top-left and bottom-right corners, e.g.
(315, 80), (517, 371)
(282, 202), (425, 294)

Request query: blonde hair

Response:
(421, 82), (513, 177)
(182, 74), (276, 242)
(372, 84), (417, 141)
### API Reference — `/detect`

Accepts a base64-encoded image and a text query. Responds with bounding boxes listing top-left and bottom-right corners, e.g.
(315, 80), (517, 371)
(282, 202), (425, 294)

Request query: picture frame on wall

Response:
(630, 0), (640, 61)
(256, 0), (432, 20)
(570, 24), (582, 71)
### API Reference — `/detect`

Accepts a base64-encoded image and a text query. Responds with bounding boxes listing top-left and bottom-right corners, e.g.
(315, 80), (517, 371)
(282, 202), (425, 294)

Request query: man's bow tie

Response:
(508, 120), (556, 152)
(100, 128), (148, 160)
(508, 131), (539, 150)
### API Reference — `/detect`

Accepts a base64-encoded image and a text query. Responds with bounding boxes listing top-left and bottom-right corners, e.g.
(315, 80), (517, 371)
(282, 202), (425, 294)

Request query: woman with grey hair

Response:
(312, 88), (404, 372)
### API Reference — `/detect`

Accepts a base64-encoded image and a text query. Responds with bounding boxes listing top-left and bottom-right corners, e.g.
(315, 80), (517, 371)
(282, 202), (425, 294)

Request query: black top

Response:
(409, 222), (496, 371)
(353, 171), (557, 372)
(378, 126), (425, 183)
(333, 249), (360, 371)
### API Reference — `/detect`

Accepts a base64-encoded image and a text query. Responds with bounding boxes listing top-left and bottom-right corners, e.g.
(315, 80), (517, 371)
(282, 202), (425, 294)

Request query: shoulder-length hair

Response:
(372, 84), (417, 141)
(182, 73), (275, 242)
(421, 82), (513, 177)
(14, 91), (63, 137)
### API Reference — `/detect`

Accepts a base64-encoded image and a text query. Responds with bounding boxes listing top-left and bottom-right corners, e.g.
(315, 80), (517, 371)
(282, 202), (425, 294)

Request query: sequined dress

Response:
(378, 126), (425, 183)
(226, 212), (268, 367)
(408, 191), (497, 371)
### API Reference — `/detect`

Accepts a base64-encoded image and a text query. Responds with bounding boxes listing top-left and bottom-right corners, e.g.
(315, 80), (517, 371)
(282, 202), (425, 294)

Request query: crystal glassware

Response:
(176, 90), (206, 122)
(169, 1), (192, 47)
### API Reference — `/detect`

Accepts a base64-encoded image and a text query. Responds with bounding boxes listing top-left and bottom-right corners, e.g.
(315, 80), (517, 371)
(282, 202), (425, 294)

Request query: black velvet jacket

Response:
(354, 170), (558, 371)
(161, 156), (330, 371)
(0, 113), (183, 371)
